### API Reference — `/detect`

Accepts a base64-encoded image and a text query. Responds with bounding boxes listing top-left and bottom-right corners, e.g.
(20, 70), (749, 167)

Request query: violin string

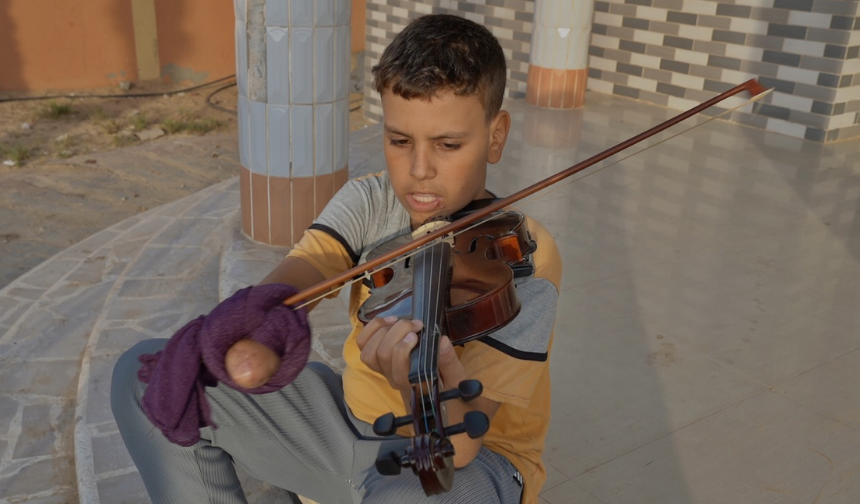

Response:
(422, 243), (439, 435)
(290, 88), (773, 311)
(417, 247), (427, 434)
(431, 243), (444, 434)
(417, 245), (429, 435)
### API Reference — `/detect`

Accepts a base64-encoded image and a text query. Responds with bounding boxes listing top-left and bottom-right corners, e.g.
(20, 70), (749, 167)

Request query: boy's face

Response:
(381, 90), (510, 229)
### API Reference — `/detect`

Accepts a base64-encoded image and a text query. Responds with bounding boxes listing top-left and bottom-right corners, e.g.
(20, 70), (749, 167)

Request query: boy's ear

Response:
(487, 110), (512, 164)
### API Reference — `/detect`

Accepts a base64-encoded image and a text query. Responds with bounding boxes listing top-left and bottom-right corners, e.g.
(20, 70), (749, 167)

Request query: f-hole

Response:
(468, 235), (492, 253)
(404, 256), (411, 269)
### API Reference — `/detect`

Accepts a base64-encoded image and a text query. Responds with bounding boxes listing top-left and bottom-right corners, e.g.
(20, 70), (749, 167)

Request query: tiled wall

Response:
(363, 0), (536, 122)
(361, 0), (860, 142)
(587, 0), (860, 142)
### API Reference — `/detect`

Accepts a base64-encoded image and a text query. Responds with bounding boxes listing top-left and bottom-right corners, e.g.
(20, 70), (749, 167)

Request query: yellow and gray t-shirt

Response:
(288, 172), (562, 504)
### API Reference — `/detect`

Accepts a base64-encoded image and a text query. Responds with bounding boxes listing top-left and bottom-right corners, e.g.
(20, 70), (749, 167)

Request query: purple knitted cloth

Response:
(137, 284), (311, 446)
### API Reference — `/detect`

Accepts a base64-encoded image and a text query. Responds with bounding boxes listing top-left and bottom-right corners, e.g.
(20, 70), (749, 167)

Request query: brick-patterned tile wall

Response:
(588, 0), (860, 142)
(363, 0), (535, 122)
(361, 0), (859, 142)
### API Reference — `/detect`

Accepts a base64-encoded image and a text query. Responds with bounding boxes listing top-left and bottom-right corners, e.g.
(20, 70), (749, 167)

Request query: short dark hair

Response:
(372, 14), (507, 122)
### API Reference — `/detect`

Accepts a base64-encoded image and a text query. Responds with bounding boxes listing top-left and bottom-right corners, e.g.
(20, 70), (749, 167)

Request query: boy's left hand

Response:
(357, 316), (498, 468)
(356, 316), (467, 395)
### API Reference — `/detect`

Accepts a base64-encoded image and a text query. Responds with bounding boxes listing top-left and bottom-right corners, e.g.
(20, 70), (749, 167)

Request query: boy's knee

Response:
(110, 339), (167, 410)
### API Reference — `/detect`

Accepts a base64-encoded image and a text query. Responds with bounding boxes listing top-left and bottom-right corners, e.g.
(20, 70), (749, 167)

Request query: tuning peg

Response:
(443, 411), (490, 439)
(373, 412), (413, 436)
(375, 452), (403, 476)
(439, 379), (483, 403)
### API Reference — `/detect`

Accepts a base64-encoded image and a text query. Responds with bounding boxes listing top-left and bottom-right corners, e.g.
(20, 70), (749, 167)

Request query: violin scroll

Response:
(372, 379), (485, 436)
(373, 379), (491, 493)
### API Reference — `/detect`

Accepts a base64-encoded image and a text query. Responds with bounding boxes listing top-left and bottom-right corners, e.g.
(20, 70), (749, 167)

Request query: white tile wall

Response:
(781, 39), (826, 58)
(317, 0), (336, 26)
(291, 105), (314, 177)
(335, 99), (349, 170)
(249, 100), (268, 175)
(235, 0), (246, 23)
(336, 0), (350, 24)
(291, 28), (314, 105)
(335, 25), (351, 100)
(682, 0), (717, 16)
(268, 105), (291, 177)
(770, 92), (813, 112)
(238, 95), (250, 168)
(291, 0), (314, 27)
(766, 117), (806, 138)
(787, 11), (832, 29)
(265, 0), (289, 26)
(267, 27), (290, 105)
(315, 103), (334, 175)
(235, 21), (248, 99)
(314, 27), (335, 103)
(775, 66), (821, 87)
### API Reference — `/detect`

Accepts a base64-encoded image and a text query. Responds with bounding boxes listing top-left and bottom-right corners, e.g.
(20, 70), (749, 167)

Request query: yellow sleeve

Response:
(287, 228), (355, 298)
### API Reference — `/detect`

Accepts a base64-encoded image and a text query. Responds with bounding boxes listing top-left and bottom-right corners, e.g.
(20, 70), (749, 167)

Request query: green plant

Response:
(38, 101), (73, 119)
(129, 113), (149, 131)
(102, 119), (122, 134)
(112, 134), (139, 147)
(89, 106), (108, 121)
(1, 143), (33, 166)
(54, 134), (74, 150)
(162, 117), (223, 135)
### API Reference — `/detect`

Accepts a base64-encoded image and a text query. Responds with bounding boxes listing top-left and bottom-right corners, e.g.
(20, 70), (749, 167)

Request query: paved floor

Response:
(1, 93), (859, 504)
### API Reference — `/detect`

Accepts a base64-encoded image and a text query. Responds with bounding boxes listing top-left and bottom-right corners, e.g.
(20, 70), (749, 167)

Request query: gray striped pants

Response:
(111, 339), (524, 503)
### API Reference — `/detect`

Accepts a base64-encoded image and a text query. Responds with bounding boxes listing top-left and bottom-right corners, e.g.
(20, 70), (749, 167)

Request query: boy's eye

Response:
(389, 138), (410, 146)
(441, 143), (461, 150)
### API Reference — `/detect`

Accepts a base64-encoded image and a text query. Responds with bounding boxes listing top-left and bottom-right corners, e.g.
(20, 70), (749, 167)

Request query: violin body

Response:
(361, 211), (536, 495)
(359, 211), (536, 343)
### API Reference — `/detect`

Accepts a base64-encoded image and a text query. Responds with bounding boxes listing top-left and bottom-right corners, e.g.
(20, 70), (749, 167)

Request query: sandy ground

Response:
(0, 80), (368, 289)
(0, 80), (243, 289)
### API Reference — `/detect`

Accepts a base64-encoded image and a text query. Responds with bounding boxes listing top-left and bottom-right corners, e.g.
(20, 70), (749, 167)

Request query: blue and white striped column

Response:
(235, 0), (351, 246)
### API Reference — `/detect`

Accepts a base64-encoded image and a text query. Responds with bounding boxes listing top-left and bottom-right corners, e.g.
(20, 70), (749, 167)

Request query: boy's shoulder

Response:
(313, 171), (411, 259)
(522, 214), (562, 290)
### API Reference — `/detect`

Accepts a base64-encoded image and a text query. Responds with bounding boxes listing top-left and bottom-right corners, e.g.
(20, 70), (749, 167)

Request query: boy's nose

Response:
(410, 148), (435, 180)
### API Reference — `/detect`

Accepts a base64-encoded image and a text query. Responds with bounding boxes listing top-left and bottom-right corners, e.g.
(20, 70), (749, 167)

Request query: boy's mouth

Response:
(407, 193), (442, 213)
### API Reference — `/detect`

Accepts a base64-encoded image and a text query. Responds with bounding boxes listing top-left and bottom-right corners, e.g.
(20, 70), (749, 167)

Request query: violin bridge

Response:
(411, 220), (451, 238)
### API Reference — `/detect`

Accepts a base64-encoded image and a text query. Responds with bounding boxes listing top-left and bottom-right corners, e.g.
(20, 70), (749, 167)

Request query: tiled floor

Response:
(1, 91), (859, 503)
(496, 96), (860, 503)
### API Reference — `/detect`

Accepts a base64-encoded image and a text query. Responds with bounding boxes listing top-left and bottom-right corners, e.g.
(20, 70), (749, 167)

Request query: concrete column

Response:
(527, 0), (593, 109)
(235, 0), (351, 246)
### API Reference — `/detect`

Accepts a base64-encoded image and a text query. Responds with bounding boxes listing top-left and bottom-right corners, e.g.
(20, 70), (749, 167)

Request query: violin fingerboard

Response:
(409, 242), (452, 384)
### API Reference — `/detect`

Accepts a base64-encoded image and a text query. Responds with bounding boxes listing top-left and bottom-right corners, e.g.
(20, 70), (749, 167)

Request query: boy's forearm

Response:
(447, 395), (500, 468)
(258, 256), (327, 311)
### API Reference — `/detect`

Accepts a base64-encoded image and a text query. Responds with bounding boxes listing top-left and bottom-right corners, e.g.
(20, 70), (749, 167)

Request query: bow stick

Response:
(284, 78), (769, 308)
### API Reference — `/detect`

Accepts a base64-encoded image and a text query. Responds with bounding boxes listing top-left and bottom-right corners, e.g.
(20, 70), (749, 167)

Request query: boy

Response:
(112, 13), (561, 504)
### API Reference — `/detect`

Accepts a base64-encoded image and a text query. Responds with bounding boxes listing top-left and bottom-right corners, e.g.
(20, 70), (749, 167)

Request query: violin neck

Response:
(408, 241), (452, 384)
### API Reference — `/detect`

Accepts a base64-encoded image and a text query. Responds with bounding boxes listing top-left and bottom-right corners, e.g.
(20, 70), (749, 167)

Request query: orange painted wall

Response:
(1, 0), (364, 93)
(0, 0), (234, 92)
(154, 0), (235, 85)
(0, 0), (138, 91)
(351, 0), (365, 53)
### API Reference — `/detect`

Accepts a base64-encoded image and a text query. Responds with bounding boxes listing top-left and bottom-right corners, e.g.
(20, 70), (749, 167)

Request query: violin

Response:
(282, 79), (769, 495)
(358, 211), (536, 495)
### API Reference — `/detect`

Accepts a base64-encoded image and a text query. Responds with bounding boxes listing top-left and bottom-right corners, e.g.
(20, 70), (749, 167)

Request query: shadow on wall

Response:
(0, 3), (23, 92)
(156, 0), (233, 85)
(156, 0), (192, 84)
